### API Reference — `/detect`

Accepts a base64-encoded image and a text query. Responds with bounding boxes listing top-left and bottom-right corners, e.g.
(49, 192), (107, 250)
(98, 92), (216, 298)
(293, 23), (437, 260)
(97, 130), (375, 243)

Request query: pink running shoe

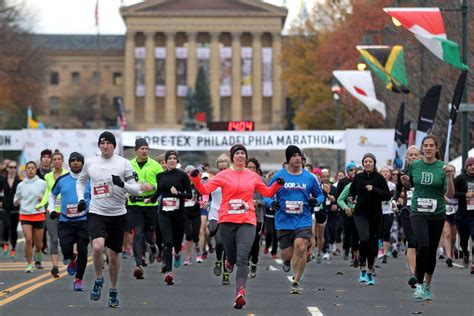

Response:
(234, 287), (246, 309)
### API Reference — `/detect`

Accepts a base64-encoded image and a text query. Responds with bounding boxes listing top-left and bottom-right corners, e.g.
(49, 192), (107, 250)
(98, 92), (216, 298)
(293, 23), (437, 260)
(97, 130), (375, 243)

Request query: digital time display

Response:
(209, 121), (255, 131)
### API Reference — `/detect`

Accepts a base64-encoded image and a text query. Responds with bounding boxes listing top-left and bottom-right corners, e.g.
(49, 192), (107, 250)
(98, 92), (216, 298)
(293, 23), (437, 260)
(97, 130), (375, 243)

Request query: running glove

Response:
(49, 211), (59, 220)
(190, 169), (200, 178)
(276, 178), (285, 185)
(308, 197), (318, 208)
(77, 199), (86, 212)
(112, 175), (125, 188)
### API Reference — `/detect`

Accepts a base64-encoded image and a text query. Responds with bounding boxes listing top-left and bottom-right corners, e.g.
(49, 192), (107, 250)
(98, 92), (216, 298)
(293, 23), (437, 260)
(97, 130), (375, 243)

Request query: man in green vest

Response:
(128, 138), (163, 279)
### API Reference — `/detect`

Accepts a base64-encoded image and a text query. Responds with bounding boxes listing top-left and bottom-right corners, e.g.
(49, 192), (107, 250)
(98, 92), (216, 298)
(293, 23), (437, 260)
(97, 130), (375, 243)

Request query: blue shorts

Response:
(200, 208), (208, 217)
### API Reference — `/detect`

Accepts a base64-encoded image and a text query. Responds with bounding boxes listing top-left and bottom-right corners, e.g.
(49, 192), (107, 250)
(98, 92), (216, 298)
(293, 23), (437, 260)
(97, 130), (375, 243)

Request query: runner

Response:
(183, 165), (202, 266)
(271, 145), (325, 294)
(76, 131), (144, 308)
(48, 152), (91, 291)
(379, 166), (397, 264)
(146, 150), (192, 285)
(349, 153), (391, 286)
(37, 149), (52, 255)
(14, 161), (47, 272)
(190, 144), (283, 309)
(310, 168), (327, 262)
(321, 169), (339, 261)
(127, 138), (163, 279)
(454, 156), (474, 274)
(401, 135), (455, 300)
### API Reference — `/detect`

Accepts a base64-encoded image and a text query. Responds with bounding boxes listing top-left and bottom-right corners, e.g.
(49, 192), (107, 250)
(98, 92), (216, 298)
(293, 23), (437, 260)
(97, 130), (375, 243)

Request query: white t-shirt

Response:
(209, 187), (222, 221)
(382, 181), (396, 215)
(76, 155), (141, 216)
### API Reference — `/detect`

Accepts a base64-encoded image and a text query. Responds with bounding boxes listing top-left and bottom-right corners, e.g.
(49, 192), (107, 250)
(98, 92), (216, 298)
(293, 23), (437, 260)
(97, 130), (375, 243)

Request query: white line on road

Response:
(452, 263), (464, 268)
(307, 306), (323, 316)
(275, 259), (283, 265)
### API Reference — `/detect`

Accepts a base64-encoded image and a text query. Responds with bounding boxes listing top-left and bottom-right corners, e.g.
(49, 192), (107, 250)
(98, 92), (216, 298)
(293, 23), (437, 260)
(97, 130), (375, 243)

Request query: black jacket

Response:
(0, 176), (21, 212)
(349, 170), (391, 219)
(454, 171), (474, 220)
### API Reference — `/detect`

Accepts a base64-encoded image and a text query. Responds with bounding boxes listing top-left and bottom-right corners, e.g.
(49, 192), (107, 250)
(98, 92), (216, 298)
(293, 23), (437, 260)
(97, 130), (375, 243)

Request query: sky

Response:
(15, 0), (317, 34)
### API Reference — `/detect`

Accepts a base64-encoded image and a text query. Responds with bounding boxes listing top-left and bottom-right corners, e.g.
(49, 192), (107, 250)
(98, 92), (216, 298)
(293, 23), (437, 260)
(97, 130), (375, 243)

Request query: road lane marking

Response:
(452, 263), (464, 268)
(0, 268), (63, 297)
(307, 306), (323, 316)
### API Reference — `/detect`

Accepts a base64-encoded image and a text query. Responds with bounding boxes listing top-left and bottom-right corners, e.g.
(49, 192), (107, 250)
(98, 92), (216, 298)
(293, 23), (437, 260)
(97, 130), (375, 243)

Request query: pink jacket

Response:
(191, 168), (281, 225)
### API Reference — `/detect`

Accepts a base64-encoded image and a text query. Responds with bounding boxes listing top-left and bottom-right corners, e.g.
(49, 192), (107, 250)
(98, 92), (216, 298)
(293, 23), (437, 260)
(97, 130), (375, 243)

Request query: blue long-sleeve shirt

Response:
(50, 172), (91, 222)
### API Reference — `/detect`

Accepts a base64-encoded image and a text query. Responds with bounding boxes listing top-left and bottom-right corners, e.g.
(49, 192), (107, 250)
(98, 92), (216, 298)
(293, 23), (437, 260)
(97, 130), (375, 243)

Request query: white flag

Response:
(333, 70), (386, 118)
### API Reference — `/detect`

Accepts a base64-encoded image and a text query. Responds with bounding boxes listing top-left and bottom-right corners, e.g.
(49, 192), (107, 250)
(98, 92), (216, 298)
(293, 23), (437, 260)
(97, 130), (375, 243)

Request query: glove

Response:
(77, 199), (86, 212)
(270, 200), (280, 212)
(190, 169), (200, 178)
(276, 178), (285, 185)
(308, 197), (318, 208)
(112, 175), (124, 188)
(49, 211), (59, 220)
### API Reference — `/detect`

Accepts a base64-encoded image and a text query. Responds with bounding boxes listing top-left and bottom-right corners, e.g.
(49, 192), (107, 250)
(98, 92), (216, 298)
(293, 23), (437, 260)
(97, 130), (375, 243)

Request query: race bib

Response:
(285, 201), (303, 214)
(228, 199), (247, 215)
(313, 206), (320, 213)
(445, 205), (457, 215)
(66, 204), (86, 218)
(417, 198), (437, 213)
(184, 199), (195, 208)
(162, 197), (179, 211)
(325, 198), (331, 206)
(93, 179), (111, 198)
(406, 189), (413, 207)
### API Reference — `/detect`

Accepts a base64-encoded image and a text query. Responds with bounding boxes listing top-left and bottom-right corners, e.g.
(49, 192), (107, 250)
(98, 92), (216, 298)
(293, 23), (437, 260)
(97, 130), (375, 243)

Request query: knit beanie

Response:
(229, 144), (247, 162)
(465, 157), (474, 171)
(135, 138), (149, 151)
(68, 152), (84, 164)
(165, 150), (178, 162)
(285, 145), (302, 163)
(98, 131), (116, 148)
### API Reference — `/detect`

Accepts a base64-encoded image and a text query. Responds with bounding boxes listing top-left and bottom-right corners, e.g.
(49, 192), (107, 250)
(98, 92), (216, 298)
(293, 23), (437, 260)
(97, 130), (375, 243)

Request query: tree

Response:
(193, 66), (212, 125)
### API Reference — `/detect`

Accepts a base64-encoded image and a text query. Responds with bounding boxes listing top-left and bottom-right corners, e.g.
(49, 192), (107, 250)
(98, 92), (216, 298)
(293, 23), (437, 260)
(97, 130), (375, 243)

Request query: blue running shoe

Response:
(108, 288), (119, 308)
(413, 284), (424, 299)
(367, 273), (375, 285)
(359, 270), (368, 283)
(173, 253), (182, 268)
(90, 277), (104, 301)
(67, 259), (77, 276)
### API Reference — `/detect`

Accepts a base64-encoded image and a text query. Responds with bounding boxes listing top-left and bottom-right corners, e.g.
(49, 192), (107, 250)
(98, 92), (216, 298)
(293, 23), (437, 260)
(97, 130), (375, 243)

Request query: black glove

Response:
(276, 178), (285, 185)
(270, 200), (280, 212)
(49, 211), (59, 220)
(309, 197), (318, 208)
(112, 175), (124, 188)
(190, 169), (200, 178)
(77, 199), (86, 212)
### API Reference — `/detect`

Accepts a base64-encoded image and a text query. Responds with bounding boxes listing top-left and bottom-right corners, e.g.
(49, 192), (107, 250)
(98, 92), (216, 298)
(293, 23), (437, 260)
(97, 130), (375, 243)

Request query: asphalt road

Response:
(0, 240), (473, 316)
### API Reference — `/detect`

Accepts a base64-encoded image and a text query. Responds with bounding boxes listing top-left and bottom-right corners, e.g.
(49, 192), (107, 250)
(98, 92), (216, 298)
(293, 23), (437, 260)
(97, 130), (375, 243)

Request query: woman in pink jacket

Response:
(190, 144), (283, 309)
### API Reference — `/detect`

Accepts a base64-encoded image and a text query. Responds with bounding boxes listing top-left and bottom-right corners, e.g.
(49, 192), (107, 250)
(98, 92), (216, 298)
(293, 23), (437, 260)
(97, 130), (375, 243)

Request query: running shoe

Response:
(201, 250), (208, 259)
(353, 257), (360, 268)
(213, 260), (222, 276)
(141, 257), (148, 267)
(271, 254), (278, 259)
(392, 249), (398, 258)
(173, 254), (182, 268)
(323, 252), (330, 260)
(366, 273), (375, 285)
(121, 250), (128, 259)
(133, 265), (144, 279)
(90, 277), (104, 301)
(10, 249), (15, 261)
(408, 275), (417, 289)
(25, 264), (33, 273)
(423, 285), (432, 301)
(164, 272), (174, 285)
(34, 252), (44, 269)
(249, 263), (257, 278)
(333, 249), (341, 256)
(73, 278), (84, 291)
(382, 255), (387, 264)
(290, 281), (303, 294)
(233, 287), (246, 309)
(462, 255), (469, 268)
(51, 266), (59, 278)
(263, 247), (269, 254)
(446, 257), (453, 268)
(108, 288), (119, 308)
(224, 260), (234, 273)
(413, 284), (424, 299)
(471, 266), (474, 275)
(222, 272), (230, 285)
(184, 256), (193, 266)
(196, 255), (203, 263)
(282, 260), (291, 273)
(359, 270), (368, 283)
(2, 243), (8, 255)
(67, 259), (77, 276)
(34, 261), (44, 269)
(316, 253), (322, 264)
(378, 249), (384, 259)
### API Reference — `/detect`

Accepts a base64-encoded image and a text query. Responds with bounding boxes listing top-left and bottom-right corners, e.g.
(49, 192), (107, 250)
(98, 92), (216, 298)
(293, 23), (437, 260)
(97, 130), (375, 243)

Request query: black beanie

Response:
(362, 153), (377, 165)
(135, 138), (149, 151)
(165, 150), (178, 162)
(68, 152), (84, 164)
(285, 145), (302, 163)
(229, 144), (247, 162)
(98, 131), (116, 148)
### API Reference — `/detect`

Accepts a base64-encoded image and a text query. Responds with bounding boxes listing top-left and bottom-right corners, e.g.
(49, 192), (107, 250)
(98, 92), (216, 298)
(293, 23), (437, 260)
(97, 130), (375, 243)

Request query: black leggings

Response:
(264, 217), (278, 255)
(381, 214), (395, 242)
(130, 206), (157, 266)
(58, 221), (89, 280)
(2, 211), (19, 249)
(456, 218), (474, 258)
(400, 208), (416, 249)
(158, 211), (185, 272)
(249, 222), (263, 264)
(410, 214), (444, 284)
(184, 214), (201, 243)
(354, 215), (379, 270)
(342, 214), (360, 252)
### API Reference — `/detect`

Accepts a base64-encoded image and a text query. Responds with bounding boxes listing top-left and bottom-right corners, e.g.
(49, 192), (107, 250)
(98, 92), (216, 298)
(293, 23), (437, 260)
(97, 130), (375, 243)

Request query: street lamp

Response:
(332, 78), (342, 171)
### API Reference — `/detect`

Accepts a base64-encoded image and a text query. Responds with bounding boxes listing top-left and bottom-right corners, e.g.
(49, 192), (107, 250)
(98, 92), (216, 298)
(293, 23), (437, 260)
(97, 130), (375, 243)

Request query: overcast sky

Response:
(15, 0), (317, 34)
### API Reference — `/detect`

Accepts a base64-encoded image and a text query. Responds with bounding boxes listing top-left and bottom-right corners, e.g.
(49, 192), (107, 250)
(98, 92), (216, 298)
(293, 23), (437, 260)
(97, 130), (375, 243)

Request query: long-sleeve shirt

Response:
(337, 182), (355, 211)
(349, 170), (391, 219)
(191, 168), (281, 225)
(76, 155), (142, 216)
(454, 171), (474, 220)
(150, 168), (192, 214)
(14, 176), (47, 216)
(0, 176), (21, 212)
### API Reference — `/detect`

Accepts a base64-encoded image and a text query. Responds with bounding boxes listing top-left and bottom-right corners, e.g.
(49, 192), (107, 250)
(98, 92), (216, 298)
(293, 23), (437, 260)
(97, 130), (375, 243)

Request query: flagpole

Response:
(444, 120), (453, 163)
(460, 0), (469, 167)
(95, 0), (102, 129)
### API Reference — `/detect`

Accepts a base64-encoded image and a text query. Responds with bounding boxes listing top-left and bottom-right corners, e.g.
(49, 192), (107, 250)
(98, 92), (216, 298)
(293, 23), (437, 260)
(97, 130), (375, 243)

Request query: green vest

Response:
(128, 157), (163, 206)
(38, 169), (69, 211)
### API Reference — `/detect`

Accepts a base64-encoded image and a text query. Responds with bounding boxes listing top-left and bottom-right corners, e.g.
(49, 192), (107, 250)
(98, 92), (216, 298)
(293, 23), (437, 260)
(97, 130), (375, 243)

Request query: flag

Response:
(95, 0), (99, 27)
(415, 85), (441, 147)
(27, 106), (44, 129)
(332, 70), (386, 118)
(356, 45), (410, 93)
(383, 7), (468, 70)
(393, 103), (409, 169)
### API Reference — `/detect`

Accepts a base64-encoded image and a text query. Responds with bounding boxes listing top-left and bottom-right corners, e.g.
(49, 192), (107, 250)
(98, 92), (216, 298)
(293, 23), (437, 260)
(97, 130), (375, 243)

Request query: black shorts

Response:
(58, 220), (90, 244)
(446, 213), (456, 224)
(277, 228), (312, 250)
(127, 205), (157, 232)
(314, 209), (327, 224)
(88, 213), (126, 253)
(21, 220), (44, 229)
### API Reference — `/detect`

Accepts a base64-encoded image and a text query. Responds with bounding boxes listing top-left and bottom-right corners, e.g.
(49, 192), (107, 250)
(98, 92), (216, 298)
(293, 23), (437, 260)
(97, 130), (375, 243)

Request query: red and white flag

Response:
(333, 70), (386, 118)
(383, 7), (467, 70)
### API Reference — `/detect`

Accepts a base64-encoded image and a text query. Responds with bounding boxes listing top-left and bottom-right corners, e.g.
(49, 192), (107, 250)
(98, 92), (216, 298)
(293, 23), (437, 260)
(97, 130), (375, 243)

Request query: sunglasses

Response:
(8, 166), (17, 169)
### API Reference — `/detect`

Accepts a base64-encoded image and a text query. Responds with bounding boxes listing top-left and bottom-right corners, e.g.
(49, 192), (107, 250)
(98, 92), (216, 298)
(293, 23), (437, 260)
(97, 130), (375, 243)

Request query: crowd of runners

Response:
(0, 131), (473, 309)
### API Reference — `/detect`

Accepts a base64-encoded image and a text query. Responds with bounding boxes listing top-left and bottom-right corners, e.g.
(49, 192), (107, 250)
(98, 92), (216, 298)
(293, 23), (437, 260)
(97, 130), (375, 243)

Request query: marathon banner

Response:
(262, 48), (273, 97)
(135, 47), (146, 97)
(155, 47), (166, 97)
(0, 130), (23, 150)
(241, 47), (253, 97)
(176, 47), (188, 97)
(345, 129), (395, 168)
(197, 47), (210, 79)
(123, 130), (346, 151)
(219, 47), (232, 97)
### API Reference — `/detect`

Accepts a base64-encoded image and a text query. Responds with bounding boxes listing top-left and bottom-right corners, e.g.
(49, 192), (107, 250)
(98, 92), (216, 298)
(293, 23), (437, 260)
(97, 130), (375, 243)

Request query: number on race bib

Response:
(417, 198), (437, 213)
(162, 197), (179, 211)
(285, 201), (303, 214)
(228, 199), (247, 215)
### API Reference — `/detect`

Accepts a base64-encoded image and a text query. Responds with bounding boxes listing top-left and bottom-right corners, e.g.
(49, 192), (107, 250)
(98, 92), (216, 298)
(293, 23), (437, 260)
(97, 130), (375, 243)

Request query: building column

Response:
(252, 32), (263, 125)
(165, 32), (176, 125)
(210, 32), (220, 121)
(145, 32), (155, 127)
(231, 32), (242, 121)
(272, 32), (283, 128)
(124, 31), (136, 125)
(187, 32), (197, 88)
